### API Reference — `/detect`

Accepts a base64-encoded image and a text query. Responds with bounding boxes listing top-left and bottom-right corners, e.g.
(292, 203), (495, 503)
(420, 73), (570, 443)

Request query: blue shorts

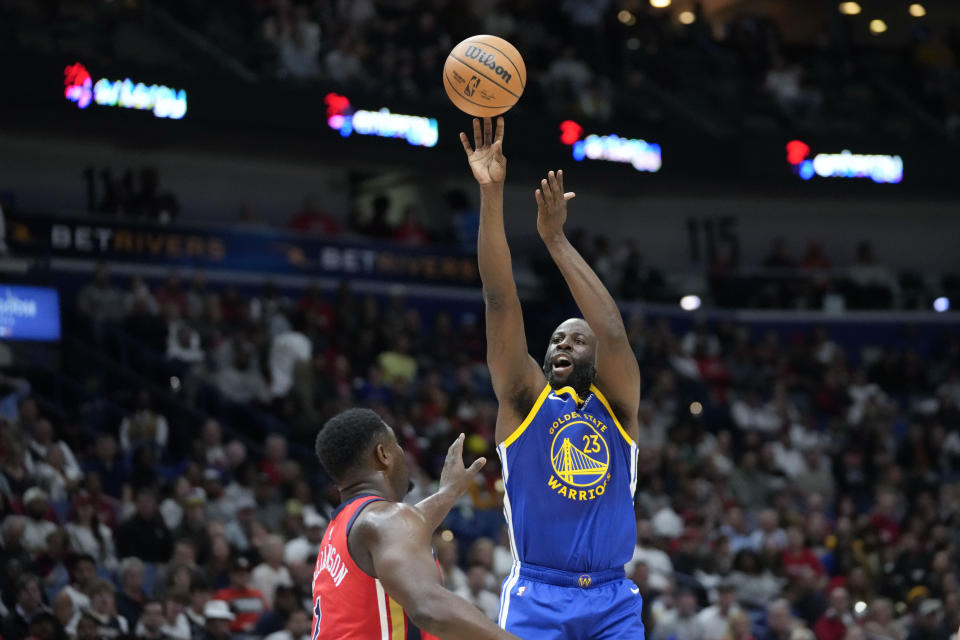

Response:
(498, 564), (645, 640)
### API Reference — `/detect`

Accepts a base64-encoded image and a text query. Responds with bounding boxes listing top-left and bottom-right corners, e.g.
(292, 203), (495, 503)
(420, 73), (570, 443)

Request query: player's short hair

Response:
(315, 408), (389, 483)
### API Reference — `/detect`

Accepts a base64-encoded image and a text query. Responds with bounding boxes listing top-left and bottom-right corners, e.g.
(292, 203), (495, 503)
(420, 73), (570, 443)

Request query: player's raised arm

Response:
(535, 170), (641, 439)
(460, 117), (545, 441)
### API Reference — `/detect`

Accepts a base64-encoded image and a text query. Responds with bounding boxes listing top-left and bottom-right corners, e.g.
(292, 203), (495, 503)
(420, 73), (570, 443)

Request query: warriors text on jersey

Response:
(497, 384), (638, 573)
(311, 495), (438, 640)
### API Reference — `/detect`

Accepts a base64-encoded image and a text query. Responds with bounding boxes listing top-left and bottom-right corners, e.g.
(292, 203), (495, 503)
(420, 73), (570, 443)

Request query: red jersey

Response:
(312, 495), (439, 640)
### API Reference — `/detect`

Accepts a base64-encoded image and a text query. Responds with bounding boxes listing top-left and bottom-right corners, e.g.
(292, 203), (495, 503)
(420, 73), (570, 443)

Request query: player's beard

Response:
(543, 360), (596, 399)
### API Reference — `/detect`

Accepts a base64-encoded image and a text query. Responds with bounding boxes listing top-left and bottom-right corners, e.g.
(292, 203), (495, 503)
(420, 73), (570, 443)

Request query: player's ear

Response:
(373, 442), (390, 469)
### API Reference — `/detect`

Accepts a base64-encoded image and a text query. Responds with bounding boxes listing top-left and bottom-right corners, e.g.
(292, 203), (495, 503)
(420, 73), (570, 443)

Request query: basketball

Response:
(443, 35), (526, 117)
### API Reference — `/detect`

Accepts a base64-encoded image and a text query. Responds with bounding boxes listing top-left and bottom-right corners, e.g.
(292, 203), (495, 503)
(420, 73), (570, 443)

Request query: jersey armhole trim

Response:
(589, 384), (635, 446)
(345, 496), (387, 578)
(501, 384), (551, 449)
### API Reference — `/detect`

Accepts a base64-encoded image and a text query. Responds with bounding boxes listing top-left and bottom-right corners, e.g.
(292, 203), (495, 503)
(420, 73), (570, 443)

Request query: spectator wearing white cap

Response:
(283, 509), (326, 566)
(201, 599), (234, 640)
(21, 486), (57, 556)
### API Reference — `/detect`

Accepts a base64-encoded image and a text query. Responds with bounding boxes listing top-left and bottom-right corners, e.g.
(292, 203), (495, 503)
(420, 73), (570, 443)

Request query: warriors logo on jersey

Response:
(547, 412), (611, 500)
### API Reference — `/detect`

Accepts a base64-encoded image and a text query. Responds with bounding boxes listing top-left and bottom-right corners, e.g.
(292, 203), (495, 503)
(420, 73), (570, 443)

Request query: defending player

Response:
(461, 117), (644, 639)
(312, 408), (520, 640)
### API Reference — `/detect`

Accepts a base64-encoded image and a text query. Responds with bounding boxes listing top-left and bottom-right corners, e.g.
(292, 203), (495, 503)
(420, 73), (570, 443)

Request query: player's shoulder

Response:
(351, 501), (424, 543)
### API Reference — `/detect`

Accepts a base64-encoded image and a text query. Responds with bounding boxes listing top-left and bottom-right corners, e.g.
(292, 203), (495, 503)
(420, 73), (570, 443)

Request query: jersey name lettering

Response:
(315, 543), (349, 587)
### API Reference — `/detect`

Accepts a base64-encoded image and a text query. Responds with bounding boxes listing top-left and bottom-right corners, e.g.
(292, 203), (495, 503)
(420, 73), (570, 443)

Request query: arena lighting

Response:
(909, 3), (926, 17)
(838, 2), (862, 15)
(559, 120), (662, 173)
(63, 62), (187, 119)
(854, 602), (867, 615)
(618, 10), (637, 26)
(649, 0), (671, 8)
(786, 140), (903, 184)
(680, 294), (701, 311)
(933, 297), (950, 313)
(689, 402), (703, 416)
(440, 530), (454, 542)
(324, 92), (438, 148)
(679, 11), (696, 24)
(870, 19), (888, 34)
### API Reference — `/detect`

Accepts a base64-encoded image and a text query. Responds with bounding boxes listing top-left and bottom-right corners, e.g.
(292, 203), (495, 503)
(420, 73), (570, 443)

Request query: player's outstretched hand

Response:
(535, 169), (575, 241)
(439, 433), (486, 498)
(460, 117), (506, 186)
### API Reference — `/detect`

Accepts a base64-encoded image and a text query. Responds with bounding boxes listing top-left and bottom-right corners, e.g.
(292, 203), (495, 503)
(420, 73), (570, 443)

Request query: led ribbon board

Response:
(786, 140), (902, 184)
(559, 120), (661, 173)
(64, 63), (187, 120)
(325, 93), (438, 148)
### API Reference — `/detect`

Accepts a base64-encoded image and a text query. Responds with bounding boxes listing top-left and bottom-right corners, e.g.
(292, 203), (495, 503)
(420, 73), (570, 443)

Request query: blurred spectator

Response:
(269, 314), (312, 400)
(118, 390), (170, 458)
(283, 510), (325, 566)
(377, 334), (417, 385)
(2, 574), (49, 640)
(264, 607), (310, 640)
(698, 580), (742, 640)
(77, 264), (125, 335)
(134, 599), (165, 638)
(277, 5), (322, 80)
(324, 35), (364, 85)
(116, 488), (173, 563)
(764, 599), (801, 640)
(214, 556), (267, 634)
(454, 563), (500, 621)
(200, 599), (234, 640)
(654, 588), (706, 640)
(21, 487), (57, 557)
(65, 578), (128, 638)
(814, 587), (853, 640)
(251, 534), (292, 605)
(115, 557), (147, 628)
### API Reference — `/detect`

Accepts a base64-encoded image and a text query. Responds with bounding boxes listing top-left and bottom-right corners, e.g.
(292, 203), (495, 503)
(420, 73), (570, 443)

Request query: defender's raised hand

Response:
(438, 433), (486, 498)
(460, 117), (506, 186)
(535, 169), (575, 241)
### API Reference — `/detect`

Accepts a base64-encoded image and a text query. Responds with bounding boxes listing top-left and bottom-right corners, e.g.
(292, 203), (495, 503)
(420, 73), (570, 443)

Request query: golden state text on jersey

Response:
(496, 384), (638, 574)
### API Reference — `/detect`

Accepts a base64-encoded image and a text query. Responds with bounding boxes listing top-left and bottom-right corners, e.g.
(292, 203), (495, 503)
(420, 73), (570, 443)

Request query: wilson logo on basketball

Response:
(463, 46), (513, 83)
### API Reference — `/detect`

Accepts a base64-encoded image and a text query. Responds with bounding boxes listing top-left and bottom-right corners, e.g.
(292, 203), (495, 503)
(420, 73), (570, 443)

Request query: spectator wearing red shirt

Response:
(814, 587), (853, 640)
(869, 490), (901, 546)
(288, 199), (340, 235)
(214, 556), (267, 634)
(392, 207), (431, 246)
(782, 526), (825, 582)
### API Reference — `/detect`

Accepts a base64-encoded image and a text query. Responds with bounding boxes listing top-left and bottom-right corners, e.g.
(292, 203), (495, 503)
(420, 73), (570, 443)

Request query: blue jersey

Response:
(497, 383), (638, 573)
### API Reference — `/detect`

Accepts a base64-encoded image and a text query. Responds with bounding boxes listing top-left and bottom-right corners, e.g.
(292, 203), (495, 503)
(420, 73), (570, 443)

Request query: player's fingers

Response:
(468, 457), (487, 474)
(558, 169), (565, 191)
(459, 132), (473, 155)
(483, 117), (493, 146)
(472, 119), (482, 148)
(495, 116), (505, 144)
(447, 433), (465, 459)
(547, 170), (559, 195)
(540, 178), (551, 200)
(564, 192), (576, 201)
(535, 189), (544, 209)
(492, 139), (503, 156)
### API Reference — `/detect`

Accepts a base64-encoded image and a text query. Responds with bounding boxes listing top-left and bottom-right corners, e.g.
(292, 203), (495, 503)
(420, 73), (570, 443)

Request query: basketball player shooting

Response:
(311, 408), (520, 640)
(461, 117), (644, 639)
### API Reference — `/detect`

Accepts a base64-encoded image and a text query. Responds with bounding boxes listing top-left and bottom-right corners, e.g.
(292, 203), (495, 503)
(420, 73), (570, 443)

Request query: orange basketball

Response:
(443, 35), (526, 117)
